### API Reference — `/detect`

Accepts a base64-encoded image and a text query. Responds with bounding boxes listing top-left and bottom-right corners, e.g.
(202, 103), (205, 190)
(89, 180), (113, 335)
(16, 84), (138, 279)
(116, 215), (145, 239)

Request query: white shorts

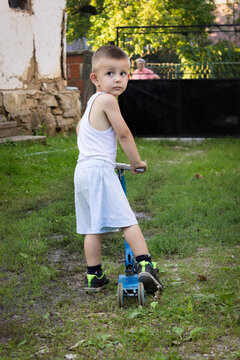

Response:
(74, 159), (138, 234)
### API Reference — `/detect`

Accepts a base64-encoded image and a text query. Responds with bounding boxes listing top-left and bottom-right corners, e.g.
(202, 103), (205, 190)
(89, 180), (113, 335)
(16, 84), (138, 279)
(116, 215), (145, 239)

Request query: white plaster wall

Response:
(0, 0), (66, 90)
(0, 2), (33, 89)
(33, 0), (66, 79)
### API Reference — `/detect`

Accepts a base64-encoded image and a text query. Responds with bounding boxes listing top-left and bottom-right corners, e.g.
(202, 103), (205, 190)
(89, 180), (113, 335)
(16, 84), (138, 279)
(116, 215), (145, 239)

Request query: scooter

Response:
(115, 163), (145, 307)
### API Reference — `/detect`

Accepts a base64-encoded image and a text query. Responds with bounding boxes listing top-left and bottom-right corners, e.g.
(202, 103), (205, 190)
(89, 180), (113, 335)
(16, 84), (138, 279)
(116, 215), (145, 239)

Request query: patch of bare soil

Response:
(0, 249), (97, 352)
(178, 336), (240, 360)
(0, 249), (87, 328)
(184, 150), (205, 157)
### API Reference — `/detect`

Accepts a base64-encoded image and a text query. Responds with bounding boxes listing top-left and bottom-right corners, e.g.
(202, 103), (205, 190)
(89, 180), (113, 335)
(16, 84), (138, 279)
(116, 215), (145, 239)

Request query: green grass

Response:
(0, 136), (240, 359)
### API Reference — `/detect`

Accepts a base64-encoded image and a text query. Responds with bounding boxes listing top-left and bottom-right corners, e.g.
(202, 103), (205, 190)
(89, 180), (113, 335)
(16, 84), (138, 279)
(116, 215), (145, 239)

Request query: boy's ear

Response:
(90, 72), (98, 86)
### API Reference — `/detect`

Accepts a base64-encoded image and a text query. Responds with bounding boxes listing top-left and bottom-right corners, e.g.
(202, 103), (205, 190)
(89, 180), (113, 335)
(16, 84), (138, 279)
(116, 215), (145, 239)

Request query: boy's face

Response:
(90, 58), (130, 97)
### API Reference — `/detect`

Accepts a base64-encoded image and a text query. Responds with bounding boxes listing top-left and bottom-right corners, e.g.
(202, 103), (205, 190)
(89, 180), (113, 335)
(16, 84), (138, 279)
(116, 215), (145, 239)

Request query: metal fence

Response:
(116, 24), (240, 48)
(117, 24), (240, 79)
(137, 62), (240, 79)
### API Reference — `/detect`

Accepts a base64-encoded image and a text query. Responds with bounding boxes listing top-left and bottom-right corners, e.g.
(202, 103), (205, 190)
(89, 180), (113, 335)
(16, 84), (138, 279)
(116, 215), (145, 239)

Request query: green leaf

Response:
(221, 267), (231, 271)
(150, 301), (158, 309)
(186, 300), (193, 314)
(18, 339), (27, 347)
(172, 326), (184, 339)
(43, 312), (50, 319)
(99, 334), (111, 342)
(187, 327), (204, 340)
(171, 280), (183, 286)
(128, 310), (141, 319)
(19, 253), (29, 259)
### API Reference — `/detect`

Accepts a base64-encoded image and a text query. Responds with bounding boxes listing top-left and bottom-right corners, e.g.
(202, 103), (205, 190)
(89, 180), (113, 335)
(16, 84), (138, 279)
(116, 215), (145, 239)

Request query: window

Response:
(8, 0), (30, 11)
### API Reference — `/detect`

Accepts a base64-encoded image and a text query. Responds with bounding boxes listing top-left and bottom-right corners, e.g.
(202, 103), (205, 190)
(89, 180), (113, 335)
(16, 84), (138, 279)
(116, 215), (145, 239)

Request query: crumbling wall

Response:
(0, 0), (67, 90)
(0, 0), (80, 134)
(0, 87), (81, 135)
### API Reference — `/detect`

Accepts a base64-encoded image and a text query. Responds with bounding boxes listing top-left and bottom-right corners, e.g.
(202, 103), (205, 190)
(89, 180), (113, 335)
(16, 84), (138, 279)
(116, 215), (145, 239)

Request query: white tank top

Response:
(77, 92), (117, 166)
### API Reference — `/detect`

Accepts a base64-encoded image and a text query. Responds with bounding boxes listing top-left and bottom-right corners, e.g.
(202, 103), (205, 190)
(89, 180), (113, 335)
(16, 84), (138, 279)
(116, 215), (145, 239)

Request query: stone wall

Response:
(0, 87), (81, 135)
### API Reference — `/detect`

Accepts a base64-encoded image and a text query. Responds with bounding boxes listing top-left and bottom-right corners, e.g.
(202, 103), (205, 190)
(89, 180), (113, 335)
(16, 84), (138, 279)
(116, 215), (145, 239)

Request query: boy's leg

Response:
(122, 224), (163, 293)
(84, 234), (109, 291)
(122, 224), (148, 256)
(84, 234), (103, 266)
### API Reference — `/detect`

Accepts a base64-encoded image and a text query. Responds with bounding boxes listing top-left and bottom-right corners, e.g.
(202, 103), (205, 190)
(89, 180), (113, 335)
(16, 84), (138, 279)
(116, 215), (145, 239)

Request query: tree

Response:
(67, 0), (240, 66)
(67, 0), (216, 48)
(66, 0), (104, 42)
(86, 0), (216, 57)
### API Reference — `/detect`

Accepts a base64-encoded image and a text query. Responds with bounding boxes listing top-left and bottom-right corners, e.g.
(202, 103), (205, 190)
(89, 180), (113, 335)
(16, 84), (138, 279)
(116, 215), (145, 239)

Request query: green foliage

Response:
(87, 0), (216, 56)
(179, 40), (240, 64)
(66, 0), (240, 67)
(67, 0), (216, 56)
(66, 0), (104, 42)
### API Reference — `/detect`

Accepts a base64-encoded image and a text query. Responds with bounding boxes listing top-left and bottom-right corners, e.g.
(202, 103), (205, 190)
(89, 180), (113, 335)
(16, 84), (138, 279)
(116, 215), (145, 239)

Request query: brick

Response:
(67, 64), (80, 79)
(67, 55), (83, 64)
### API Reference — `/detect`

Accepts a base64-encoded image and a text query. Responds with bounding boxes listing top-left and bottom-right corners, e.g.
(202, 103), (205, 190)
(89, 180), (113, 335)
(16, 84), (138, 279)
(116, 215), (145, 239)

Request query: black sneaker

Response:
(137, 261), (163, 293)
(84, 272), (109, 292)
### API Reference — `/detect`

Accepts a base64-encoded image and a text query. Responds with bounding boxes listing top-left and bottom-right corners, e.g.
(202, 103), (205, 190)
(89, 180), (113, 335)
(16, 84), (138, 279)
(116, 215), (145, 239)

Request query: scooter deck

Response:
(118, 274), (139, 297)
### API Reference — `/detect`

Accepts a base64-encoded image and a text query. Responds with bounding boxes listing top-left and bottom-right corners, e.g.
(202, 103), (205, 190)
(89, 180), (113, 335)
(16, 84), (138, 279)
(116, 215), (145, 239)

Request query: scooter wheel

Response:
(138, 282), (145, 306)
(117, 282), (124, 308)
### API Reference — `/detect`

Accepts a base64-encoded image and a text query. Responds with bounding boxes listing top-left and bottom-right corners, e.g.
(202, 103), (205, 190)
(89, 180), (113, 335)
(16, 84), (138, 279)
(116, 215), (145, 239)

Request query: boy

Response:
(74, 45), (163, 293)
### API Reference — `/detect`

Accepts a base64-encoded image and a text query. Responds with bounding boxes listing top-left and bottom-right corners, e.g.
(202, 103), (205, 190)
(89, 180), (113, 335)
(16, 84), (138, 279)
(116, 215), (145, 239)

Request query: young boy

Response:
(74, 45), (163, 293)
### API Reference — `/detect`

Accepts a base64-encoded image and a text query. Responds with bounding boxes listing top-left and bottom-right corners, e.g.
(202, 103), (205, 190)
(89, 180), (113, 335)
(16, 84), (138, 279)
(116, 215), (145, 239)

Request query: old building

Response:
(213, 0), (240, 43)
(0, 0), (81, 136)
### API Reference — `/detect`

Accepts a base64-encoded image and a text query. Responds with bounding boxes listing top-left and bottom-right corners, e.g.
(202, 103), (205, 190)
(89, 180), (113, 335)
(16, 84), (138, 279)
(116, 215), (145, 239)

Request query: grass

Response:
(0, 136), (240, 360)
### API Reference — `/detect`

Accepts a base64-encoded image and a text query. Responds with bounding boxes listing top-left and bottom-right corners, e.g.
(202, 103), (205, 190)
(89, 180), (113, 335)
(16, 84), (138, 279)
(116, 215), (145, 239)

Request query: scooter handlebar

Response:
(115, 163), (145, 172)
(115, 163), (131, 170)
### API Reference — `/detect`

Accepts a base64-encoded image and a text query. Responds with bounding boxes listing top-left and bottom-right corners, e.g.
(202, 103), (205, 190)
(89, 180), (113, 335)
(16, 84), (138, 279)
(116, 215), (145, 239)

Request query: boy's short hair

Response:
(92, 45), (129, 72)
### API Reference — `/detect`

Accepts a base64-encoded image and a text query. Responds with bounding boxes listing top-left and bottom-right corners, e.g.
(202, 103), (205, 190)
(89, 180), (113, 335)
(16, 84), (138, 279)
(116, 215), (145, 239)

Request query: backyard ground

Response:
(0, 136), (240, 360)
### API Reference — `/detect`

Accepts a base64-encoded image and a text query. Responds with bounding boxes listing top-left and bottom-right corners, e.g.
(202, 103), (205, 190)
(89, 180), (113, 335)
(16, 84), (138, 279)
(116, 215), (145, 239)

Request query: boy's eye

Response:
(107, 71), (113, 76)
(120, 72), (127, 76)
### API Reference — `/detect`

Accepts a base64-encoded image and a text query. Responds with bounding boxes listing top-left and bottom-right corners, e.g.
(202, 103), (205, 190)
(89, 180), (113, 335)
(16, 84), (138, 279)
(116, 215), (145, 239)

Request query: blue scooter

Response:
(115, 163), (145, 307)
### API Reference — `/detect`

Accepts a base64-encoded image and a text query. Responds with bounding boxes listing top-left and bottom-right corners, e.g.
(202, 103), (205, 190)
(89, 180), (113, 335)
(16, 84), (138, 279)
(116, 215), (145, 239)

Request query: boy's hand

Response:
(130, 161), (147, 175)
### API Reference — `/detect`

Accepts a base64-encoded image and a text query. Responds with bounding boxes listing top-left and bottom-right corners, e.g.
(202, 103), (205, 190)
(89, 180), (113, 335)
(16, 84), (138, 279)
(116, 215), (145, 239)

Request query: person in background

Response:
(131, 58), (160, 80)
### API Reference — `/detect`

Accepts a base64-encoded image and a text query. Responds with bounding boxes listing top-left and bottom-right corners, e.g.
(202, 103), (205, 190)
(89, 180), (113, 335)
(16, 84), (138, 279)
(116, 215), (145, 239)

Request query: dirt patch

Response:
(178, 336), (240, 360)
(184, 150), (205, 157)
(134, 211), (154, 221)
(1, 249), (87, 323)
(16, 199), (56, 217)
(172, 146), (188, 150)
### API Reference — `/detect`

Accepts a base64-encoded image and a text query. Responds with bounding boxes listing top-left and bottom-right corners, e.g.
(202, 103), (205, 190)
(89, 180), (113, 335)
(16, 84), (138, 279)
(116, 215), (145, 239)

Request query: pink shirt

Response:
(132, 67), (159, 80)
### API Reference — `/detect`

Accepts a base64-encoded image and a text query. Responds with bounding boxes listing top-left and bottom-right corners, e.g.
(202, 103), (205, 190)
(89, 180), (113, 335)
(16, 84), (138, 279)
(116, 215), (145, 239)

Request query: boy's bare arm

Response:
(76, 121), (81, 135)
(101, 94), (147, 174)
(119, 131), (147, 174)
